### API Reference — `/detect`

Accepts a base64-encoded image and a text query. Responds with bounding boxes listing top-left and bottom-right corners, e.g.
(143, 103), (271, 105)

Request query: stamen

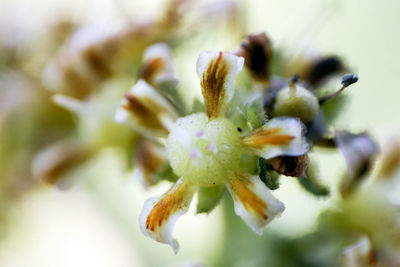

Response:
(318, 73), (358, 105)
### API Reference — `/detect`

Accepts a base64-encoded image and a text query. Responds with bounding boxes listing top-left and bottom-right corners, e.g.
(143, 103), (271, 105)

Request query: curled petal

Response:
(140, 43), (176, 86)
(196, 51), (244, 118)
(115, 79), (177, 137)
(227, 173), (285, 234)
(139, 178), (195, 253)
(241, 117), (308, 159)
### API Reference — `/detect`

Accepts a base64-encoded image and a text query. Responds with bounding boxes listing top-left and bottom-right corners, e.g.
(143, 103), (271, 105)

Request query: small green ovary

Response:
(274, 85), (319, 122)
(166, 113), (242, 187)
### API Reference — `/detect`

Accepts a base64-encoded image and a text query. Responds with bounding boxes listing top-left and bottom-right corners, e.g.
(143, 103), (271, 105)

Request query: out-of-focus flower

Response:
(115, 79), (177, 138)
(32, 139), (92, 186)
(120, 51), (309, 253)
(41, 0), (243, 99)
(335, 130), (379, 196)
(115, 43), (181, 186)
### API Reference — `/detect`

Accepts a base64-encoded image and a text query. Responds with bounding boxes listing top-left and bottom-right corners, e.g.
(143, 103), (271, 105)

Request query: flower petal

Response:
(241, 117), (308, 159)
(115, 79), (176, 137)
(227, 173), (285, 234)
(139, 43), (176, 86)
(196, 51), (244, 118)
(139, 177), (195, 253)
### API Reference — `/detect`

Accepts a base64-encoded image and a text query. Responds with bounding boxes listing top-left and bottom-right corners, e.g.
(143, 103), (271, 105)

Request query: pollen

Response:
(166, 113), (242, 187)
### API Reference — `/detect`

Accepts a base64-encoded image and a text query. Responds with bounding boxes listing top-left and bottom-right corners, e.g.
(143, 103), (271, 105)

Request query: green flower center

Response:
(166, 113), (242, 187)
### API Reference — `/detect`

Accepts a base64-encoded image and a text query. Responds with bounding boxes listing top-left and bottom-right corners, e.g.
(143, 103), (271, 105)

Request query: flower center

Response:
(166, 113), (242, 187)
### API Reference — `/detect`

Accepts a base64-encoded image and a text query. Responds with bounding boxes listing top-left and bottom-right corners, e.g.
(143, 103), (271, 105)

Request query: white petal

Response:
(114, 79), (176, 137)
(196, 51), (244, 118)
(242, 117), (309, 159)
(227, 173), (285, 234)
(139, 177), (194, 253)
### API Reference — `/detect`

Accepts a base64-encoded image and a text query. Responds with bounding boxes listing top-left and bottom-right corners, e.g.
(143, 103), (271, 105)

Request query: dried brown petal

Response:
(236, 32), (272, 82)
(267, 154), (309, 178)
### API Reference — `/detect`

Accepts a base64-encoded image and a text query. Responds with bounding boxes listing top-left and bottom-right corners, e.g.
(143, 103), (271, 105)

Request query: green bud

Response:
(274, 84), (319, 123)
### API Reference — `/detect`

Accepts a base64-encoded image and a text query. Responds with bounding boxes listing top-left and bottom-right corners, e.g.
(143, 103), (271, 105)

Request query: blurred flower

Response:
(41, 0), (243, 99)
(335, 130), (379, 196)
(32, 139), (92, 186)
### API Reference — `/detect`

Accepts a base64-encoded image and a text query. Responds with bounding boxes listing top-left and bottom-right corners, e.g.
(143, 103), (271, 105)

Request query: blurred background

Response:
(0, 0), (399, 266)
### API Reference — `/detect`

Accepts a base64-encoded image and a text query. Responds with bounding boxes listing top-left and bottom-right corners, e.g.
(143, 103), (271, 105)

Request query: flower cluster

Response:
(110, 28), (379, 253)
(115, 47), (310, 252)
